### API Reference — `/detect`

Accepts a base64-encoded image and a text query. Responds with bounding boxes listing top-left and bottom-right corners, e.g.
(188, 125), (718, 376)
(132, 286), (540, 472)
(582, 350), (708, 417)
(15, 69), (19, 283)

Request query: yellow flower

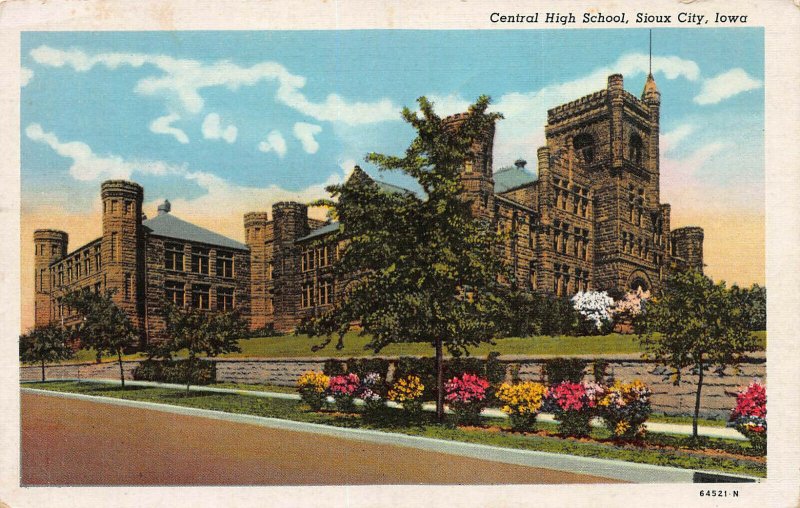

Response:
(497, 381), (547, 416)
(297, 370), (329, 393)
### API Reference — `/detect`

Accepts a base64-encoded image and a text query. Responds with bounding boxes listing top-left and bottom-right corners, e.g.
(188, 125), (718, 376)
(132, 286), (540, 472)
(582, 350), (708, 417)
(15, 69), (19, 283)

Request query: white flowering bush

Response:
(571, 291), (615, 332)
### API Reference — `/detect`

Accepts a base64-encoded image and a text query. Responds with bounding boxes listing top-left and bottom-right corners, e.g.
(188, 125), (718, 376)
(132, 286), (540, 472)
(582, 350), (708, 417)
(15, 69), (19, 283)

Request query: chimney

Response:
(514, 158), (527, 169)
(157, 199), (171, 216)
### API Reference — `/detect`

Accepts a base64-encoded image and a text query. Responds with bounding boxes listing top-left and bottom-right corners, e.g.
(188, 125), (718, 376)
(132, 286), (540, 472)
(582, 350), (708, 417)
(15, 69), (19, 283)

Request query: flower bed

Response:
(445, 373), (491, 426)
(729, 380), (766, 455)
(496, 381), (548, 431)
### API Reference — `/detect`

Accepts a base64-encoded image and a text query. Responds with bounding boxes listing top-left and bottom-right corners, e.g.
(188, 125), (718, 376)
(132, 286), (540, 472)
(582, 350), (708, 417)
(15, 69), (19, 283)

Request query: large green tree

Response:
(304, 96), (508, 420)
(161, 304), (246, 394)
(637, 270), (759, 438)
(19, 324), (75, 382)
(62, 290), (138, 388)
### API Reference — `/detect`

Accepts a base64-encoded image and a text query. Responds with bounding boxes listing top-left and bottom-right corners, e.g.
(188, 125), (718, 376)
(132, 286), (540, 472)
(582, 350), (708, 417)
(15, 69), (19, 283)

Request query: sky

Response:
(19, 29), (765, 330)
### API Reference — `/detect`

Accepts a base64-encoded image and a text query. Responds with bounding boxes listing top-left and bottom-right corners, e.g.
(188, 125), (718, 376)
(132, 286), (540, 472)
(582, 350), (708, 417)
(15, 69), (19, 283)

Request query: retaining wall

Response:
(21, 353), (765, 419)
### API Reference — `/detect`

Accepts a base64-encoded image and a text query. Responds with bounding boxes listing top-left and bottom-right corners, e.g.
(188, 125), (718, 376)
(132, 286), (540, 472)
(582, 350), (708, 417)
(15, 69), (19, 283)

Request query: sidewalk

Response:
(23, 378), (746, 441)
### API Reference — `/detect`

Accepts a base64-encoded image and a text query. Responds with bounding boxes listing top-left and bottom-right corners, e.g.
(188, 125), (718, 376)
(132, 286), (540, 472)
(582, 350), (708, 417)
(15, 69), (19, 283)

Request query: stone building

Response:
(34, 180), (251, 347)
(34, 73), (703, 340)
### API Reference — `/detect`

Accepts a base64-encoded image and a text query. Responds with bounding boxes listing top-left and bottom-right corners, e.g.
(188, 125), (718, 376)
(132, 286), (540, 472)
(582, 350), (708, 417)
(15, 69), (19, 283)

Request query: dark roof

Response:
(494, 166), (538, 194)
(297, 221), (341, 242)
(143, 213), (248, 251)
(375, 180), (414, 195)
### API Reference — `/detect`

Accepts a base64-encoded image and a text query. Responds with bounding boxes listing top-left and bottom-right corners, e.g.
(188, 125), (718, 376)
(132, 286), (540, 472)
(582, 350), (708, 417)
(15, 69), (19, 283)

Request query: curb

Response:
(22, 378), (745, 440)
(21, 387), (760, 484)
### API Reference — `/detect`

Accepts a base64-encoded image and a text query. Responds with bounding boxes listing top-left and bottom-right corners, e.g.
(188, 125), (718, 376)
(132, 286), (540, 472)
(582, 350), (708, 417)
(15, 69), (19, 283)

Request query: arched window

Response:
(629, 134), (644, 165)
(573, 133), (596, 163)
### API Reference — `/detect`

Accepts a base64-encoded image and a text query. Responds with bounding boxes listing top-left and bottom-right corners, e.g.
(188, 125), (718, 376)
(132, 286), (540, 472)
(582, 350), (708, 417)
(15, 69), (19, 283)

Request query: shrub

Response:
(445, 373), (490, 426)
(359, 372), (386, 421)
(571, 290), (615, 333)
(543, 358), (587, 384)
(729, 380), (766, 455)
(296, 370), (330, 411)
(496, 381), (548, 431)
(322, 359), (346, 377)
(346, 358), (391, 379)
(387, 375), (425, 420)
(132, 358), (216, 385)
(547, 381), (603, 437)
(597, 380), (652, 440)
(328, 373), (360, 412)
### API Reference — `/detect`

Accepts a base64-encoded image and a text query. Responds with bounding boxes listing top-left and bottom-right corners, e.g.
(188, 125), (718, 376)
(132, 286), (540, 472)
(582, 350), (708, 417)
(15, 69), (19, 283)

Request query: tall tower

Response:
(33, 229), (68, 326)
(544, 74), (665, 294)
(442, 112), (497, 220)
(244, 211), (271, 330)
(271, 202), (310, 332)
(100, 180), (145, 339)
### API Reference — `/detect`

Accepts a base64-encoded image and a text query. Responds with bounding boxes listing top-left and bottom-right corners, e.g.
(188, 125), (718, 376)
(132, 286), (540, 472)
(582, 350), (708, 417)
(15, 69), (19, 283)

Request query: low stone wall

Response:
(20, 360), (141, 382)
(21, 353), (765, 419)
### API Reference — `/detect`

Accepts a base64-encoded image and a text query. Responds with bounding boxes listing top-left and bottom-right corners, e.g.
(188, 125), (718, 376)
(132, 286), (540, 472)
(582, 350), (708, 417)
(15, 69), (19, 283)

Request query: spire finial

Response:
(649, 29), (652, 75)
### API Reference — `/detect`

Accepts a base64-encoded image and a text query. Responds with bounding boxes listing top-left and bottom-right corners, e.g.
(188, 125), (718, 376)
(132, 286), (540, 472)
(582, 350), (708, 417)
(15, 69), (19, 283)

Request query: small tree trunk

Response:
(41, 359), (46, 382)
(693, 359), (704, 439)
(435, 337), (444, 422)
(118, 350), (125, 388)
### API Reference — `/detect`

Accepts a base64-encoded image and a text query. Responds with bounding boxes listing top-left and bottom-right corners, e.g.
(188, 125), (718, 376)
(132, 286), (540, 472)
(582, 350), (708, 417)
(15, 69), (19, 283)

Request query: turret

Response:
(101, 180), (144, 334)
(33, 229), (68, 326)
(642, 73), (661, 201)
(442, 112), (497, 220)
(671, 226), (704, 273)
(244, 211), (272, 330)
(271, 202), (309, 331)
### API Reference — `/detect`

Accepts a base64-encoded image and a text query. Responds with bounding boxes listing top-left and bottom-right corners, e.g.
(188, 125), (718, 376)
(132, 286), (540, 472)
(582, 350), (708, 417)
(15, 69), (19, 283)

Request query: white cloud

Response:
(30, 45), (400, 125)
(293, 122), (322, 154)
(201, 113), (238, 143)
(25, 123), (184, 181)
(258, 130), (287, 157)
(660, 124), (696, 153)
(20, 67), (34, 87)
(694, 68), (762, 105)
(149, 113), (189, 144)
(420, 52), (701, 169)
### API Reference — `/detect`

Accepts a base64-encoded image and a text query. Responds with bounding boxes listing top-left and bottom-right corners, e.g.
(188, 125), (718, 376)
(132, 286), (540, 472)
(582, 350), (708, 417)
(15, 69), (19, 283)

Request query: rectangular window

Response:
(111, 200), (118, 213)
(191, 284), (210, 309)
(266, 262), (273, 280)
(58, 264), (64, 285)
(165, 243), (184, 271)
(301, 283), (313, 308)
(318, 280), (333, 306)
(76, 259), (82, 278)
(216, 250), (234, 278)
(191, 247), (209, 274)
(529, 262), (536, 290)
(110, 232), (117, 261)
(84, 253), (90, 274)
(301, 248), (314, 272)
(165, 281), (185, 306)
(217, 287), (234, 311)
(124, 200), (131, 215)
(95, 246), (102, 270)
(94, 282), (102, 294)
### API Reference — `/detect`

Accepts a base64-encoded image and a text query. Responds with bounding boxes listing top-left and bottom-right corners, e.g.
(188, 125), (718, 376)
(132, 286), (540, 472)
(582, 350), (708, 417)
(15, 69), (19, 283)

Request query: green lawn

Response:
(26, 381), (765, 478)
(45, 330), (766, 363)
(222, 330), (766, 359)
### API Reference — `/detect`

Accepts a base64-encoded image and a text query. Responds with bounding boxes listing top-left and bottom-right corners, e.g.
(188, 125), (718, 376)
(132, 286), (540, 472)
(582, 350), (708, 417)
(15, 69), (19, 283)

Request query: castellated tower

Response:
(101, 180), (144, 337)
(442, 112), (497, 220)
(33, 229), (68, 326)
(244, 211), (272, 330)
(671, 226), (704, 273)
(271, 202), (310, 331)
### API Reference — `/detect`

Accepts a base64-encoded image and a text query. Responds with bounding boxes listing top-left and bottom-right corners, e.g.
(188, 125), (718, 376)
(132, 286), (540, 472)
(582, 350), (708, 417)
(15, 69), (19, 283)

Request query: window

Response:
(94, 245), (102, 271)
(94, 282), (101, 294)
(191, 284), (210, 309)
(629, 134), (644, 165)
(124, 200), (131, 215)
(110, 232), (117, 261)
(124, 273), (131, 300)
(84, 252), (90, 274)
(52, 244), (58, 256)
(318, 280), (333, 306)
(191, 247), (209, 274)
(58, 264), (64, 285)
(165, 243), (184, 271)
(216, 250), (234, 278)
(66, 260), (73, 282)
(301, 283), (313, 308)
(573, 133), (596, 163)
(217, 287), (234, 311)
(464, 160), (473, 173)
(302, 248), (314, 272)
(267, 262), (273, 280)
(111, 200), (118, 213)
(529, 262), (537, 290)
(165, 281), (185, 306)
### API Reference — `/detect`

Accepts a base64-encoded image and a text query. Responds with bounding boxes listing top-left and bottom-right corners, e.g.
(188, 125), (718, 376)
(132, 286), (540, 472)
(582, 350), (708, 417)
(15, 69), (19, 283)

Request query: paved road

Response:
(21, 392), (620, 485)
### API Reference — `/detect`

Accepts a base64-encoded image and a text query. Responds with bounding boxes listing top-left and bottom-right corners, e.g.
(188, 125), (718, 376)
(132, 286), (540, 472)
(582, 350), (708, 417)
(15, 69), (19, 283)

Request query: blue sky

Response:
(19, 29), (765, 326)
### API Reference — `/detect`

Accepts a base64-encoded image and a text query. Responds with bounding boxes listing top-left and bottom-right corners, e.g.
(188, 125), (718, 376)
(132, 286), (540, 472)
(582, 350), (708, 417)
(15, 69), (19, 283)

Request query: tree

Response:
(62, 290), (138, 388)
(304, 96), (508, 420)
(637, 270), (759, 438)
(19, 324), (75, 382)
(162, 303), (246, 394)
(730, 283), (767, 331)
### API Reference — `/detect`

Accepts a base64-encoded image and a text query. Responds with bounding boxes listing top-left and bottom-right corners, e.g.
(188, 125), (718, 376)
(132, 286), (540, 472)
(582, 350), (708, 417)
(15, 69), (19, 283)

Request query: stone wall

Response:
(21, 353), (765, 419)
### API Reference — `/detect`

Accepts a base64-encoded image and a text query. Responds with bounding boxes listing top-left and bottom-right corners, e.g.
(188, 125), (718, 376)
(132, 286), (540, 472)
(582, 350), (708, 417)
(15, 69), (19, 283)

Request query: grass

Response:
(26, 381), (765, 478)
(47, 331), (766, 363)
